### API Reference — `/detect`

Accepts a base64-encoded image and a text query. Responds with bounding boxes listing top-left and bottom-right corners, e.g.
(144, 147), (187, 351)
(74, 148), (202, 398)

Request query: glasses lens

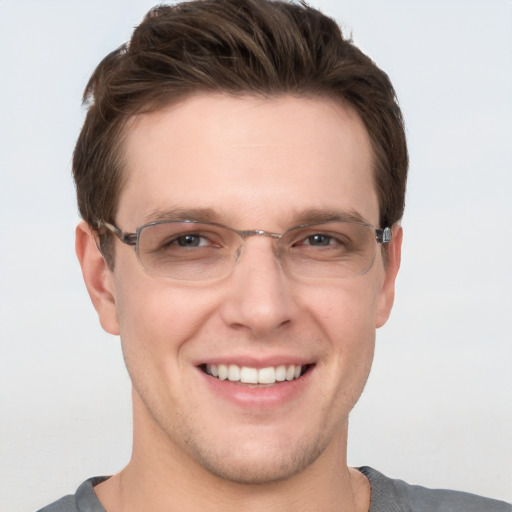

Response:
(138, 222), (237, 280)
(136, 220), (379, 280)
(282, 222), (377, 278)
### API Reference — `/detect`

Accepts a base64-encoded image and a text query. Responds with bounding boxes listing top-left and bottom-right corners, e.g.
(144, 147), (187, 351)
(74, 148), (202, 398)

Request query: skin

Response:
(76, 94), (402, 512)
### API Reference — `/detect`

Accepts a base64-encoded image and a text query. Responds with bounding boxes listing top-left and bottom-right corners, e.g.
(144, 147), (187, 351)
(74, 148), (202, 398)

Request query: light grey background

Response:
(1, 1), (510, 510)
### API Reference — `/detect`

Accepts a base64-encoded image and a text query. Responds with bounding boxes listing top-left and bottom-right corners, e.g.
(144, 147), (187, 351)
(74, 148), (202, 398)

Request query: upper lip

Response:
(195, 355), (314, 368)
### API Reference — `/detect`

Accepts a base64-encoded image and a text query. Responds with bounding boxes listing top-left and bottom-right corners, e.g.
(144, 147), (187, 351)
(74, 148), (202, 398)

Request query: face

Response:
(79, 94), (401, 484)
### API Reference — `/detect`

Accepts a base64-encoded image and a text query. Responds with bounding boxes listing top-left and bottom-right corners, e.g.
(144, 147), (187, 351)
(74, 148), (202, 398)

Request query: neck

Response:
(95, 391), (370, 512)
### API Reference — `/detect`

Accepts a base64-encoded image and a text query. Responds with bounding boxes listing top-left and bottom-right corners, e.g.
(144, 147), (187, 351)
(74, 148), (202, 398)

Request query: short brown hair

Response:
(73, 0), (408, 263)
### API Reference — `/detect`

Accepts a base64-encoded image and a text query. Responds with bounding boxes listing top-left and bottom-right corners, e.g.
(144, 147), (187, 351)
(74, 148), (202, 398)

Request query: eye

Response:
(159, 231), (225, 252)
(303, 233), (335, 247)
(287, 227), (353, 260)
(174, 234), (209, 247)
(139, 223), (230, 262)
(297, 231), (349, 249)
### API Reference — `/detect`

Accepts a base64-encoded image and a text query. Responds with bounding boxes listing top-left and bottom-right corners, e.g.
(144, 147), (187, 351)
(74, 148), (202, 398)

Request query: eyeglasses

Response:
(101, 219), (392, 281)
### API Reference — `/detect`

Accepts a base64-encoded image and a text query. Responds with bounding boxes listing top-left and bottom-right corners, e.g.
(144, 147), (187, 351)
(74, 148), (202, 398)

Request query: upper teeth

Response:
(205, 364), (303, 384)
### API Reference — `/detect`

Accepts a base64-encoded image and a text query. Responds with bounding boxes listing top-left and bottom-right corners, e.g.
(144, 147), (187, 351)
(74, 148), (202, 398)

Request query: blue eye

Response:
(176, 234), (204, 247)
(305, 234), (333, 246)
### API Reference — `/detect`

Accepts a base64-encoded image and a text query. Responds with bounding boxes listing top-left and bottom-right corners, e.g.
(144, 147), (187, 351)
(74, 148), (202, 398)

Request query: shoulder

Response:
(359, 466), (511, 512)
(36, 476), (109, 512)
(37, 495), (77, 512)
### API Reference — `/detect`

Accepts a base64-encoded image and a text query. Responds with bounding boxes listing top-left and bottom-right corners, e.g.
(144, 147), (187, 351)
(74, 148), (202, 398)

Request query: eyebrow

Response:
(143, 207), (221, 224)
(292, 208), (369, 226)
(141, 207), (371, 228)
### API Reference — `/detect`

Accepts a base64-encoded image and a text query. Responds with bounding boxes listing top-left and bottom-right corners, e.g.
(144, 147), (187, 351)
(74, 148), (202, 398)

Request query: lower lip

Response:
(199, 367), (313, 409)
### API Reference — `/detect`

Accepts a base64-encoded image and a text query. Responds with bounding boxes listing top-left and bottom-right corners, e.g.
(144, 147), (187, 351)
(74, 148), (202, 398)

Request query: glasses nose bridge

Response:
(238, 229), (282, 240)
(233, 229), (283, 261)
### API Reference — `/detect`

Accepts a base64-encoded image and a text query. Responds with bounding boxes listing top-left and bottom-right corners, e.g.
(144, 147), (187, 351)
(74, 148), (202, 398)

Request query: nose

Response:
(219, 237), (296, 337)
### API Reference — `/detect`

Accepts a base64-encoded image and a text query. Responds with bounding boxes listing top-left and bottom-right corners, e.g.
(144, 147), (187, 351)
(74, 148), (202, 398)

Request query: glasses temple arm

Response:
(375, 227), (392, 244)
(102, 222), (138, 246)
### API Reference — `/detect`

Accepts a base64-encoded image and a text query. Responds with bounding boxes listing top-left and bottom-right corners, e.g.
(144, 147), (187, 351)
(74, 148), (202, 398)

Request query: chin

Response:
(181, 426), (330, 485)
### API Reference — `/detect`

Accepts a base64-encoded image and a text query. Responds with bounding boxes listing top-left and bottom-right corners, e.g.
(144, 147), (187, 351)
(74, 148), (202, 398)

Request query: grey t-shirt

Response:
(37, 467), (511, 511)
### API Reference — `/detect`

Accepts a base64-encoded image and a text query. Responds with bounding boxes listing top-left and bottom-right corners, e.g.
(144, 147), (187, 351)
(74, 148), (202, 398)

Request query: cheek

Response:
(113, 274), (218, 367)
(305, 280), (378, 376)
(302, 282), (376, 414)
(303, 277), (380, 338)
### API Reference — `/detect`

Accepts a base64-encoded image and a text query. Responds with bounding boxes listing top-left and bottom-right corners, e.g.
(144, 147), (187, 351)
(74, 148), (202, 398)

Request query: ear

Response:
(375, 225), (402, 328)
(75, 221), (120, 335)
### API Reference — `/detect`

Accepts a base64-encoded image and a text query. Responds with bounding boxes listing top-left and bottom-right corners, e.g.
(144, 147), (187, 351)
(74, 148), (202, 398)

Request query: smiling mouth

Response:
(201, 364), (312, 385)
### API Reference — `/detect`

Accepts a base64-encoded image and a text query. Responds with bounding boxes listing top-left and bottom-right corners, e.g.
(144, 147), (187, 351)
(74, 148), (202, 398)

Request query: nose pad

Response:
(233, 244), (243, 263)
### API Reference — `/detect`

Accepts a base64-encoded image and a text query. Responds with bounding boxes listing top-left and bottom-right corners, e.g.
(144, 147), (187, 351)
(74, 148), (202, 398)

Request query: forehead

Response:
(118, 94), (378, 228)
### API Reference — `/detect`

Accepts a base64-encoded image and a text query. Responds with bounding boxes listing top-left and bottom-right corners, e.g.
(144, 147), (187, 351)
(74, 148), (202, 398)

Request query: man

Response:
(38, 1), (510, 511)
